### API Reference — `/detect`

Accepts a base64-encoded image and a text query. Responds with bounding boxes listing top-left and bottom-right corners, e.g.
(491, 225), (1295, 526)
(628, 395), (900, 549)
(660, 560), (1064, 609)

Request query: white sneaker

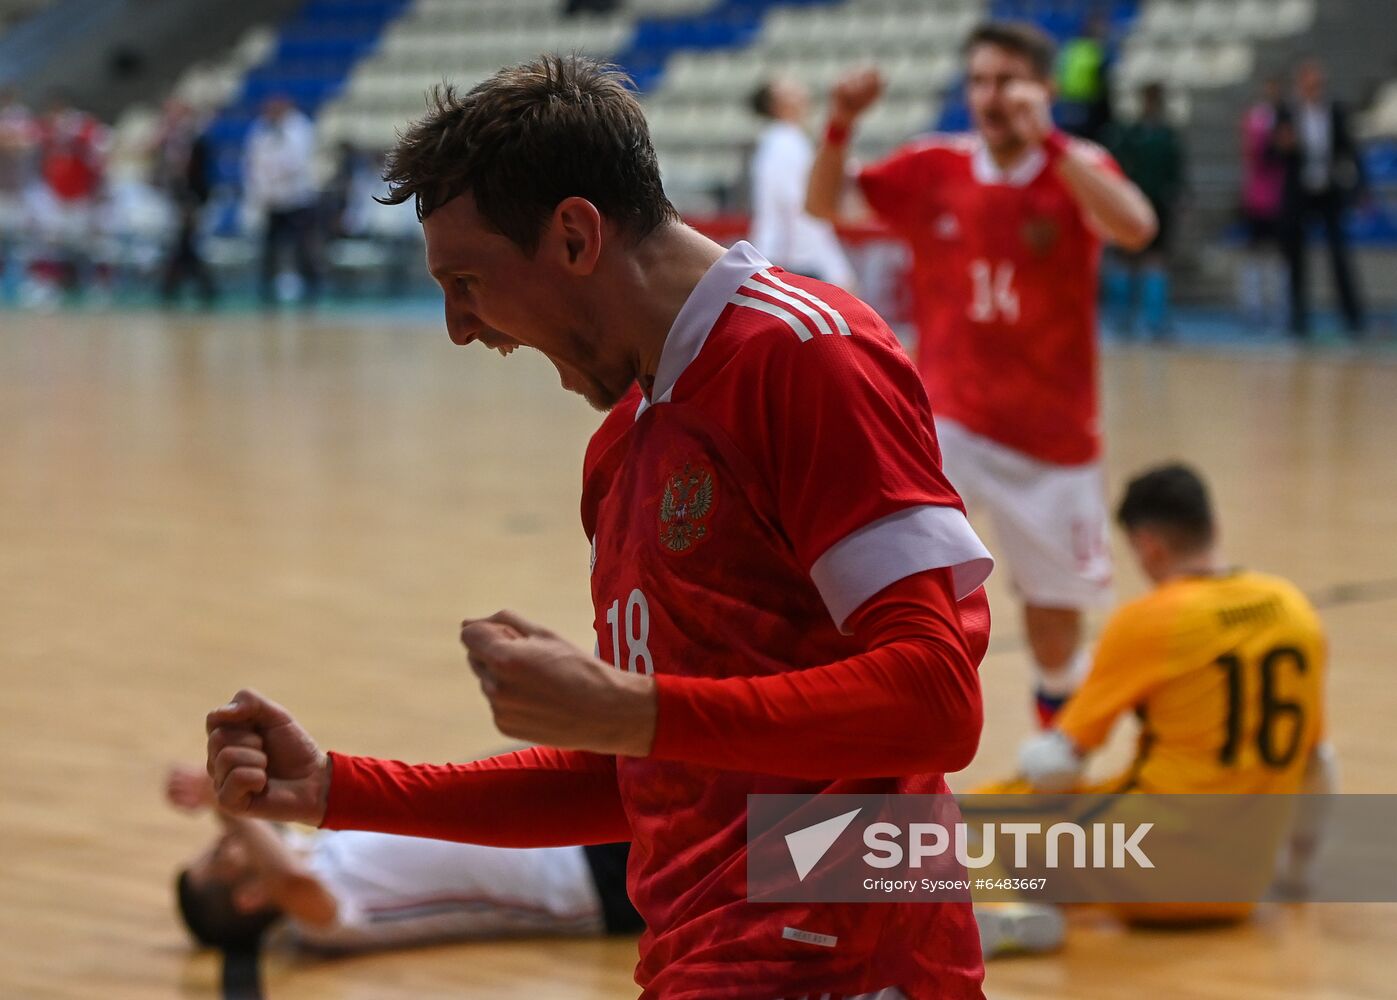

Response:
(974, 902), (1066, 958)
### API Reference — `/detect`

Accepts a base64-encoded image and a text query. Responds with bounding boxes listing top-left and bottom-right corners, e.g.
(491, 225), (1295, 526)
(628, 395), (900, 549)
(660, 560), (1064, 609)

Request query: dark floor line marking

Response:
(221, 946), (264, 1000)
(1308, 577), (1397, 611)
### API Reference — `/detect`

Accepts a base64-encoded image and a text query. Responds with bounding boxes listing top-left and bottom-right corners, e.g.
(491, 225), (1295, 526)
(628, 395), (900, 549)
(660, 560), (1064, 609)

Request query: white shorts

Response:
(286, 832), (606, 952)
(936, 418), (1112, 609)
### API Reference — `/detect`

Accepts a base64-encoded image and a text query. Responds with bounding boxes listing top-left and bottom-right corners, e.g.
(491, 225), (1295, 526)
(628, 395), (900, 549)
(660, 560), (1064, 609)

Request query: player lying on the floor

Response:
(973, 463), (1336, 957)
(167, 764), (641, 952)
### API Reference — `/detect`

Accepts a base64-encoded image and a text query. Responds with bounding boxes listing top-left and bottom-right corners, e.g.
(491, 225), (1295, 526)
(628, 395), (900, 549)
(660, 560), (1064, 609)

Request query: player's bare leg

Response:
(1024, 604), (1086, 726)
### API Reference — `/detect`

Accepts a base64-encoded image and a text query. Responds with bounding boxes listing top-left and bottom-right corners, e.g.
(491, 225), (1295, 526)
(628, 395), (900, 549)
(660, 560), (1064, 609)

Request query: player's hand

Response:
(165, 763), (217, 812)
(205, 689), (330, 825)
(1004, 79), (1055, 147)
(461, 611), (657, 756)
(830, 68), (884, 125)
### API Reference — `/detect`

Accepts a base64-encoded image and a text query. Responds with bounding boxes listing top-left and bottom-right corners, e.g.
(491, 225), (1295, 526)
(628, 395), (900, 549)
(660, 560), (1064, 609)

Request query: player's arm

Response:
(218, 812), (340, 928)
(457, 576), (988, 780)
(651, 568), (986, 778)
(805, 68), (883, 224)
(1004, 80), (1156, 250)
(1054, 141), (1157, 251)
(1019, 604), (1170, 789)
(205, 690), (631, 847)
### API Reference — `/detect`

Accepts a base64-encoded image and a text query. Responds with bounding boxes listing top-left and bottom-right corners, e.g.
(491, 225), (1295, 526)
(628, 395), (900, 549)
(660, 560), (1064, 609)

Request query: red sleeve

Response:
(649, 567), (986, 778)
(857, 142), (934, 236)
(320, 745), (631, 847)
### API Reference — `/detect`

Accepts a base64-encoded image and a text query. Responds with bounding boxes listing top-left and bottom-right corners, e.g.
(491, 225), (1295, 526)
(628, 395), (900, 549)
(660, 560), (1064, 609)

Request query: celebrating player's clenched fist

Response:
(829, 67), (884, 125)
(1003, 78), (1054, 147)
(205, 689), (330, 825)
(460, 610), (657, 756)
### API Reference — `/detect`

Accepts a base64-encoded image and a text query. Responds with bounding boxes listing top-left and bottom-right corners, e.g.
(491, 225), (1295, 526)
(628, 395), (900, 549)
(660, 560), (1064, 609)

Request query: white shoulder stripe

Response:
(728, 289), (813, 341)
(738, 277), (834, 337)
(759, 271), (852, 337)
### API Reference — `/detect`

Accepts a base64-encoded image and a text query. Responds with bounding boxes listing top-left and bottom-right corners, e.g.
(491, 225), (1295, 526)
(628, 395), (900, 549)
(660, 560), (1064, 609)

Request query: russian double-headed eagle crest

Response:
(1021, 215), (1061, 256)
(658, 461), (716, 553)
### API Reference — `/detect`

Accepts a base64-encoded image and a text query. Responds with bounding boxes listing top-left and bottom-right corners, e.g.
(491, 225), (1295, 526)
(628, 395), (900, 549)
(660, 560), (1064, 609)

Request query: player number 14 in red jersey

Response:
(968, 258), (1020, 324)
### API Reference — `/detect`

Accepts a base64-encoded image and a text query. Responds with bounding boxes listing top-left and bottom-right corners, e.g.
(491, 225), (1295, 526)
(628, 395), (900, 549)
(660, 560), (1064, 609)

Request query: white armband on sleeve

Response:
(1018, 730), (1085, 792)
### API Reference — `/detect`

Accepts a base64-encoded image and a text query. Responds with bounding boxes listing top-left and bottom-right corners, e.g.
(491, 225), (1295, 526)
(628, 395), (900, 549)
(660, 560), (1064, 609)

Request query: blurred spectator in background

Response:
(1056, 12), (1113, 142)
(563, 0), (619, 14)
(1275, 58), (1366, 338)
(325, 141), (384, 240)
(244, 95), (320, 307)
(748, 77), (854, 287)
(1105, 82), (1186, 337)
(151, 99), (216, 306)
(31, 90), (110, 304)
(0, 88), (36, 304)
(1238, 76), (1287, 330)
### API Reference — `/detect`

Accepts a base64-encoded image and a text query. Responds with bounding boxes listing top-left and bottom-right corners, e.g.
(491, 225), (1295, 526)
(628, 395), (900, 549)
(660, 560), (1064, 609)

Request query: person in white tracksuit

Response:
(748, 77), (855, 289)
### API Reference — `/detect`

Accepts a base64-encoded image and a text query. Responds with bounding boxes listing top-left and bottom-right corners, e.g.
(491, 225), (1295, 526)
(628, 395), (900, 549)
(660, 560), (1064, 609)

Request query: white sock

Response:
(1034, 648), (1090, 698)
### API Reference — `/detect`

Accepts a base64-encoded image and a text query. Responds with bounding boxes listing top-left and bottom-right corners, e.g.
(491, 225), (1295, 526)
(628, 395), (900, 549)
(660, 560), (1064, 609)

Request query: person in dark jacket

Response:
(1105, 82), (1186, 337)
(1274, 59), (1366, 338)
(152, 99), (216, 305)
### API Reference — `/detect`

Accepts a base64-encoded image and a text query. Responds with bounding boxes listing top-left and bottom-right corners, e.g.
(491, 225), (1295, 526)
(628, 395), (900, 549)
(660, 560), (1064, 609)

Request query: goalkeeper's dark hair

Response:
(1116, 463), (1216, 553)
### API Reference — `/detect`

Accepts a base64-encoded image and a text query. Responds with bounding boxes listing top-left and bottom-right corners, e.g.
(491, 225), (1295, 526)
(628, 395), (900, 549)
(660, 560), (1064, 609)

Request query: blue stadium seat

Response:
(1364, 141), (1397, 185)
(206, 0), (412, 191)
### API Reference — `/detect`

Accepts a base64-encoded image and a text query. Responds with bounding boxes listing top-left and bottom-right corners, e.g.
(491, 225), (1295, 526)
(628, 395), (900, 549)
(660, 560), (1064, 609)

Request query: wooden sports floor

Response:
(4, 309), (1396, 999)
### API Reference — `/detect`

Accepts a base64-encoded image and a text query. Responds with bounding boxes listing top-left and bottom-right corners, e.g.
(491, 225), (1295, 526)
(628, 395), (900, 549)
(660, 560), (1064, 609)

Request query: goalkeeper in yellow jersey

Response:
(977, 463), (1335, 955)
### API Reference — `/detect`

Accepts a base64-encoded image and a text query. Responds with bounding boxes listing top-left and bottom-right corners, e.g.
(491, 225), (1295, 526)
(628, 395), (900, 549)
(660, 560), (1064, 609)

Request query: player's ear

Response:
(233, 877), (274, 913)
(551, 197), (603, 276)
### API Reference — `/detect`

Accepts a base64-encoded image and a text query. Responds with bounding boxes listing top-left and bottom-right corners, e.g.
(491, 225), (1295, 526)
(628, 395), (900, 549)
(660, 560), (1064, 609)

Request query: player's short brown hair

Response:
(963, 21), (1058, 79)
(1116, 463), (1217, 553)
(380, 54), (680, 253)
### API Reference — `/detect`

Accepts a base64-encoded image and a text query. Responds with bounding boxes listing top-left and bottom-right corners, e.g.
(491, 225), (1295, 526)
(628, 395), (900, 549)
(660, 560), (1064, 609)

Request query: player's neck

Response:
(985, 140), (1034, 172)
(612, 223), (726, 401)
(1158, 550), (1226, 583)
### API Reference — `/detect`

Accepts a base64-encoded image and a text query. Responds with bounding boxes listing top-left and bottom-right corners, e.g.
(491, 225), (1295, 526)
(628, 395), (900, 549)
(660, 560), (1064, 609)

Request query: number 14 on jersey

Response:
(968, 259), (1020, 324)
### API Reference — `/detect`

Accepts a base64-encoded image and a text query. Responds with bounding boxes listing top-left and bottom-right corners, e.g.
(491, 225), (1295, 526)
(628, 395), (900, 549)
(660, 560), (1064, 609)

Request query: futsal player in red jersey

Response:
(808, 22), (1158, 725)
(206, 56), (996, 999)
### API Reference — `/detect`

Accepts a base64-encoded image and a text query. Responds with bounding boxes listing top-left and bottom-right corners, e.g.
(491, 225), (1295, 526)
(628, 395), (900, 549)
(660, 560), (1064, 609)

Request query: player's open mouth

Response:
(548, 356), (583, 392)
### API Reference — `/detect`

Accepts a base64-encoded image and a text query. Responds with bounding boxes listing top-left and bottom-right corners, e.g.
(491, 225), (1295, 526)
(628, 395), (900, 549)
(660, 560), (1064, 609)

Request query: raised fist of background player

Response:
(830, 68), (885, 125)
(1003, 78), (1054, 147)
